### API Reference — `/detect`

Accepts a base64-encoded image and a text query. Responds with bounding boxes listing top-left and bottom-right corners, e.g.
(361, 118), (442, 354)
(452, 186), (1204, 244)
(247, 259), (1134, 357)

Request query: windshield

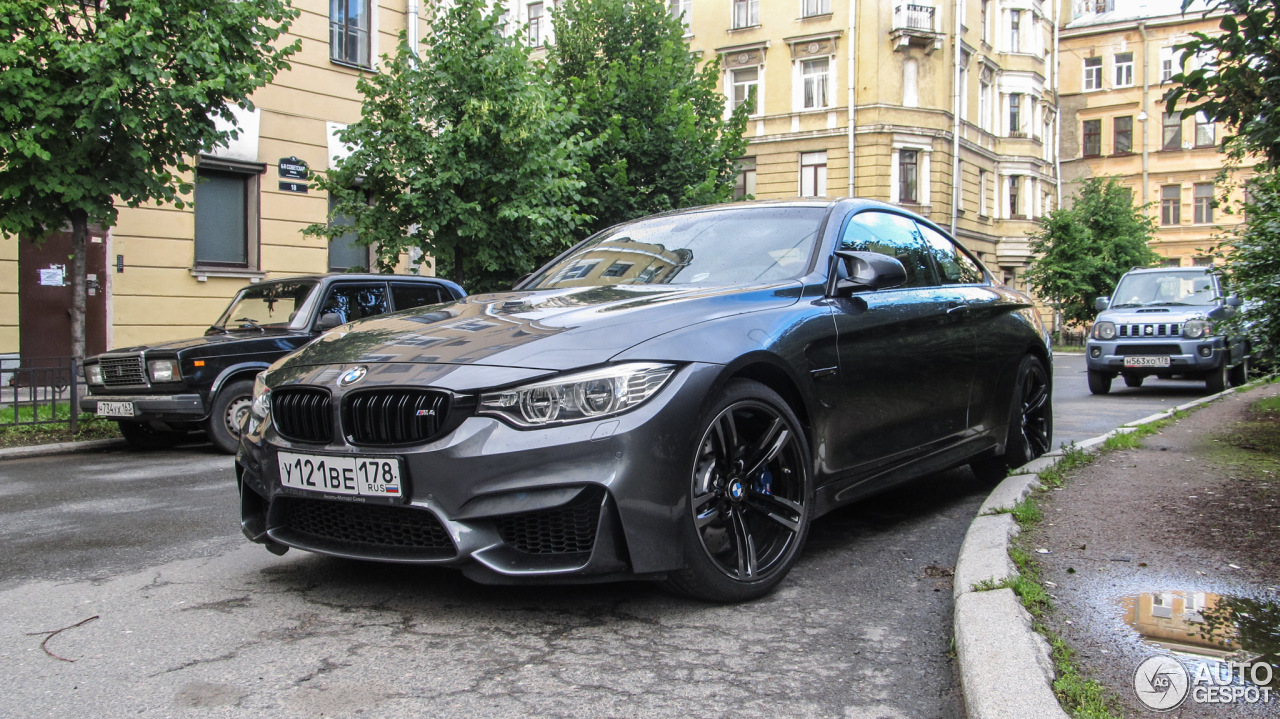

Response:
(524, 206), (827, 290)
(213, 280), (318, 330)
(1111, 271), (1219, 308)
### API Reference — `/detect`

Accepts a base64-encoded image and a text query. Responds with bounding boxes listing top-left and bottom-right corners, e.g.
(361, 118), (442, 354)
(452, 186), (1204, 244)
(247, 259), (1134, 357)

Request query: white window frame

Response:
(795, 56), (834, 111)
(802, 0), (830, 18)
(1008, 9), (1021, 53)
(1115, 52), (1134, 87)
(728, 64), (762, 117)
(1083, 57), (1102, 91)
(890, 140), (931, 206)
(527, 2), (546, 47)
(799, 151), (827, 197)
(669, 0), (692, 34)
(978, 70), (993, 132)
(978, 169), (990, 217)
(732, 0), (759, 29)
(1160, 46), (1176, 83)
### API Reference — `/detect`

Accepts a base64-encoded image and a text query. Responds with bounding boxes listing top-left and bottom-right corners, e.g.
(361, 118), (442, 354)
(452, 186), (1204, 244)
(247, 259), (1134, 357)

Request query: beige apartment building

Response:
(1058, 0), (1254, 266)
(0, 0), (417, 365)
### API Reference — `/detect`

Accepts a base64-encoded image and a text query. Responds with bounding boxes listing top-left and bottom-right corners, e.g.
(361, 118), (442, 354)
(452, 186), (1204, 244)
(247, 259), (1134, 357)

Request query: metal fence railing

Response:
(2, 357), (80, 433)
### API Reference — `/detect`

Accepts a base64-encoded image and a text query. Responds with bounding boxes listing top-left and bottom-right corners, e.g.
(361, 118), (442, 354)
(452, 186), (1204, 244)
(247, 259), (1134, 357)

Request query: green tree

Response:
(1212, 173), (1280, 362)
(0, 0), (300, 360)
(1026, 177), (1159, 326)
(308, 0), (589, 293)
(550, 0), (750, 235)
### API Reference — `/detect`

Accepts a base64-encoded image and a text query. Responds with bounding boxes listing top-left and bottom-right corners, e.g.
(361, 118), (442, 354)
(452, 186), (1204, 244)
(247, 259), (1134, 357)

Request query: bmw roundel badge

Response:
(338, 366), (368, 386)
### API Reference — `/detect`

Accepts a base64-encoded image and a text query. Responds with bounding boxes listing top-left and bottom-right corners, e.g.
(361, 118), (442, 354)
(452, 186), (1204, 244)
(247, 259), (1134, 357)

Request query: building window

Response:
(979, 70), (993, 132)
(1195, 112), (1216, 147)
(669, 0), (692, 31)
(980, 0), (989, 43)
(1114, 52), (1134, 87)
(1194, 183), (1214, 223)
(1083, 57), (1102, 90)
(800, 151), (827, 197)
(1082, 119), (1101, 157)
(732, 0), (758, 29)
(802, 58), (831, 109)
(330, 0), (372, 68)
(730, 66), (759, 113)
(1162, 112), (1183, 150)
(1009, 10), (1021, 52)
(733, 157), (757, 200)
(1009, 93), (1022, 136)
(979, 169), (989, 216)
(1161, 47), (1176, 83)
(960, 51), (971, 121)
(527, 2), (545, 46)
(1114, 116), (1133, 154)
(1009, 175), (1021, 217)
(1162, 184), (1181, 225)
(194, 167), (259, 268)
(802, 0), (830, 17)
(327, 196), (367, 271)
(899, 150), (919, 204)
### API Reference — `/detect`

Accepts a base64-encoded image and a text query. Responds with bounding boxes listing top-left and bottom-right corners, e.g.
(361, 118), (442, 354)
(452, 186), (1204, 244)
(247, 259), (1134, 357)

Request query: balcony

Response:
(891, 4), (943, 54)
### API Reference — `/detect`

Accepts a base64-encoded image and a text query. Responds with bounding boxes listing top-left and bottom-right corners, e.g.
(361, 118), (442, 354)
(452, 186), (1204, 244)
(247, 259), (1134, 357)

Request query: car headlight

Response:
(250, 372), (271, 420)
(1183, 320), (1212, 339)
(148, 359), (180, 382)
(85, 364), (103, 385)
(479, 362), (677, 427)
(1093, 321), (1117, 340)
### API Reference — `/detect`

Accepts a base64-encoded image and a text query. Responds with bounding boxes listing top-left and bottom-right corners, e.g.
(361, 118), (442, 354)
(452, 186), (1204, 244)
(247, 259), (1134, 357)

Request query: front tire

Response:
(1229, 357), (1249, 387)
(206, 380), (254, 454)
(664, 380), (812, 603)
(1206, 363), (1229, 394)
(1088, 369), (1113, 395)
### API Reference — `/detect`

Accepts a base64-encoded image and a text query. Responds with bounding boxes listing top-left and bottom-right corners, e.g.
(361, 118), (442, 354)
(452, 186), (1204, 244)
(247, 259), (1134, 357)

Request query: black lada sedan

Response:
(238, 200), (1052, 602)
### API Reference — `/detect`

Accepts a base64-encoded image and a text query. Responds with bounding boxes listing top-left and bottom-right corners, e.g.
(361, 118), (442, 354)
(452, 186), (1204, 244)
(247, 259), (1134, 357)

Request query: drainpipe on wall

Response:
(1053, 0), (1062, 207)
(1139, 21), (1150, 209)
(847, 3), (857, 197)
(950, 0), (964, 235)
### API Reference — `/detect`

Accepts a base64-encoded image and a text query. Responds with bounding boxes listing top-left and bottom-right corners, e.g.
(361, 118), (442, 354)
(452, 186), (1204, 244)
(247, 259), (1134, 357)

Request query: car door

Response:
(823, 210), (976, 478)
(389, 282), (450, 312)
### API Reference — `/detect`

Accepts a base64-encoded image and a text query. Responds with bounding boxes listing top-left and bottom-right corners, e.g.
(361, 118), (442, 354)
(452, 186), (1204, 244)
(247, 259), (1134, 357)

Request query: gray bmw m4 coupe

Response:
(237, 199), (1052, 602)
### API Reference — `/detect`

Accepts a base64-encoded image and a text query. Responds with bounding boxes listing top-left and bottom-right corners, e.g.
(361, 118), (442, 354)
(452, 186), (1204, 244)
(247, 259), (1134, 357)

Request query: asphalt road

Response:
(0, 355), (1218, 718)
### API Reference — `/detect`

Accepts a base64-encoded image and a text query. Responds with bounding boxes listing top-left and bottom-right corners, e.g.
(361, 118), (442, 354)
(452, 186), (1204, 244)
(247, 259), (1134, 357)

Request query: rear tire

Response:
(206, 380), (254, 454)
(1206, 363), (1229, 394)
(1229, 358), (1249, 387)
(1087, 370), (1113, 395)
(1122, 373), (1144, 388)
(118, 420), (185, 450)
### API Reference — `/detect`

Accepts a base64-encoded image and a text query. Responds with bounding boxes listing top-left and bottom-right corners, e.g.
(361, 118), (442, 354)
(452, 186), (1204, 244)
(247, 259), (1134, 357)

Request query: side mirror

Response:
(1225, 294), (1243, 308)
(827, 251), (908, 297)
(1095, 296), (1111, 312)
(316, 313), (343, 331)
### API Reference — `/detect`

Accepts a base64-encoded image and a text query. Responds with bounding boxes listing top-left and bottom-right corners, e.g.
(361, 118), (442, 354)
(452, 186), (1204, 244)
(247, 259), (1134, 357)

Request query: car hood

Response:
(277, 282), (803, 372)
(1099, 306), (1213, 324)
(98, 330), (308, 358)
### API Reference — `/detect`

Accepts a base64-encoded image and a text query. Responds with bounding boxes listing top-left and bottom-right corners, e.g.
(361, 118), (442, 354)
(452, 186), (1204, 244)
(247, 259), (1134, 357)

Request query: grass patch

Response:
(1049, 636), (1124, 719)
(0, 401), (120, 449)
(1037, 445), (1093, 488)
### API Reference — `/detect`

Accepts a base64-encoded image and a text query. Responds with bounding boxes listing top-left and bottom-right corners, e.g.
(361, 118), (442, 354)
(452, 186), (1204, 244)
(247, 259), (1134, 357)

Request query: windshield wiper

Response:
(206, 324), (228, 335)
(232, 317), (264, 332)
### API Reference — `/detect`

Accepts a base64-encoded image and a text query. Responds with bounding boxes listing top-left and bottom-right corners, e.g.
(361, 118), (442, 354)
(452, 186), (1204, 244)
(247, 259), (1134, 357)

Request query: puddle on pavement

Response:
(1119, 589), (1280, 688)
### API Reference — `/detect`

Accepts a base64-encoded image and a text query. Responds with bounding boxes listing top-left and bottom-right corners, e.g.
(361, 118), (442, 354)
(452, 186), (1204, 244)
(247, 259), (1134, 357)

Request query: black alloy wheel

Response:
(1008, 355), (1053, 466)
(666, 380), (812, 602)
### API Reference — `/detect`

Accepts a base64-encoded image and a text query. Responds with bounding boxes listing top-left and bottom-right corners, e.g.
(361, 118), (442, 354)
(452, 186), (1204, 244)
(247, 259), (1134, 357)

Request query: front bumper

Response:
(79, 392), (207, 421)
(236, 363), (722, 583)
(1085, 337), (1226, 375)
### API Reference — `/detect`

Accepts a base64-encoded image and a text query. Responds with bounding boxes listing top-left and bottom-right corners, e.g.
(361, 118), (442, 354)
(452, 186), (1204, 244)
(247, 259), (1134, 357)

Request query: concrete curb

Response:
(0, 437), (128, 461)
(951, 380), (1251, 719)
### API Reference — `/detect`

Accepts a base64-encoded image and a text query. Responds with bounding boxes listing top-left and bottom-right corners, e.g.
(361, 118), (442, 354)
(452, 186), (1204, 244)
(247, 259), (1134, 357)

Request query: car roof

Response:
(1124, 266), (1212, 275)
(255, 273), (449, 283)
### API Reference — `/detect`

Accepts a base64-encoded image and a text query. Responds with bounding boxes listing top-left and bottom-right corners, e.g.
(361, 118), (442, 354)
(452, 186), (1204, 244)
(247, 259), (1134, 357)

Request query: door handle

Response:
(946, 301), (969, 315)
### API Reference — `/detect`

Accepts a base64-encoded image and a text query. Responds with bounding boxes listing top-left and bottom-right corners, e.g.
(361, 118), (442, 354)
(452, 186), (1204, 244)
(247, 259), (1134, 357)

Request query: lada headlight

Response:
(479, 363), (677, 428)
(148, 359), (180, 382)
(1182, 320), (1212, 339)
(1092, 321), (1117, 340)
(85, 363), (103, 385)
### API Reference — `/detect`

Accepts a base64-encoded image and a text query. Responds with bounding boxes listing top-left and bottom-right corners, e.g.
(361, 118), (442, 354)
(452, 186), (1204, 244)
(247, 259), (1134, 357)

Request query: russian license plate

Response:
(1124, 356), (1171, 368)
(277, 451), (404, 498)
(96, 401), (135, 417)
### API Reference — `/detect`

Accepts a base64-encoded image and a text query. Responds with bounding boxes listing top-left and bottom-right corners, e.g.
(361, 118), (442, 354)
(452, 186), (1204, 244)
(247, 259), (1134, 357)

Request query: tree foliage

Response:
(1025, 177), (1159, 325)
(308, 0), (589, 292)
(0, 0), (300, 357)
(1165, 1), (1280, 164)
(1213, 172), (1280, 362)
(550, 0), (749, 234)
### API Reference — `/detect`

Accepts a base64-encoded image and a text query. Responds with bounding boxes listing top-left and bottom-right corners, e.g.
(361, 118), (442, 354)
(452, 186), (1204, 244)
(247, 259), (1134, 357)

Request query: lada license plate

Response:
(96, 401), (135, 417)
(1124, 356), (1171, 368)
(277, 451), (404, 499)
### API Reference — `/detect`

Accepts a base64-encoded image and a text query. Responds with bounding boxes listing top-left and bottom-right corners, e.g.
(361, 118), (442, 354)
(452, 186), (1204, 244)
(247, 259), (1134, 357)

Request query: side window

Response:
(390, 282), (447, 311)
(318, 283), (389, 325)
(915, 223), (986, 285)
(839, 211), (937, 288)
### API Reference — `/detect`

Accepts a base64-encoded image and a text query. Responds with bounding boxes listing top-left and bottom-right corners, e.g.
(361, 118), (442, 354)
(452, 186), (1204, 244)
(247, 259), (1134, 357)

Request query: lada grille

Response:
(1117, 323), (1182, 338)
(280, 498), (456, 556)
(99, 356), (147, 386)
(494, 488), (604, 555)
(344, 389), (449, 446)
(271, 388), (333, 444)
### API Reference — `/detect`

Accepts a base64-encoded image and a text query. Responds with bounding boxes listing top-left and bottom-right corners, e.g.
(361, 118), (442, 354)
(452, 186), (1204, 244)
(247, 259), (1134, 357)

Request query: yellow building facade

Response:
(1058, 0), (1254, 266)
(0, 0), (417, 364)
(681, 0), (1063, 289)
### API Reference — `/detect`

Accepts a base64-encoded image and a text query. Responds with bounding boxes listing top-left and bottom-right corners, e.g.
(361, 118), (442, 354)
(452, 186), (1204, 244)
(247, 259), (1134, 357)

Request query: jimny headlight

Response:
(479, 363), (677, 428)
(1092, 321), (1117, 340)
(148, 359), (180, 382)
(1182, 319), (1212, 339)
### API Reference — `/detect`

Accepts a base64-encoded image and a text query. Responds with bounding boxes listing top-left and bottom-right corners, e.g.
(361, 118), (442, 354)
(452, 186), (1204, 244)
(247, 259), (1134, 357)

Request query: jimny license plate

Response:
(96, 401), (135, 417)
(1124, 356), (1172, 368)
(277, 451), (404, 499)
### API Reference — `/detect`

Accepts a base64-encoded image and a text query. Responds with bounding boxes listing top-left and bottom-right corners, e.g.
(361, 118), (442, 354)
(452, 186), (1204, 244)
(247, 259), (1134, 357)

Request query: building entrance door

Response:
(18, 231), (108, 364)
